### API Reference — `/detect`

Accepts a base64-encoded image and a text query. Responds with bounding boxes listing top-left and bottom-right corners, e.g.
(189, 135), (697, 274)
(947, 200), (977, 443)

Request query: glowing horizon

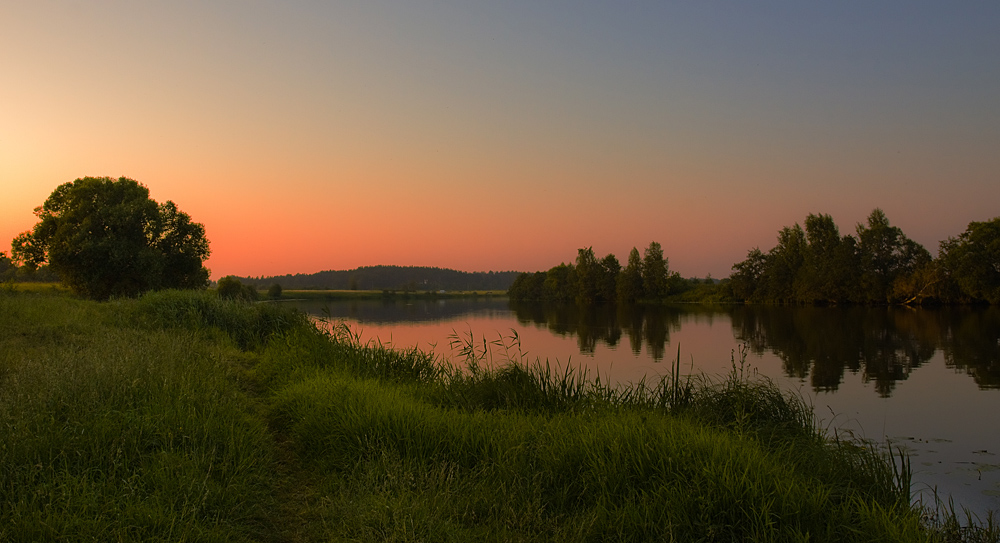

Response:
(3, 2), (998, 280)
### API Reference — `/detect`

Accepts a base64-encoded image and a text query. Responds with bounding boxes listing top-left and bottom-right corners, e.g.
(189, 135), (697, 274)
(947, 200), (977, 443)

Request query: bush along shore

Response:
(1, 289), (996, 542)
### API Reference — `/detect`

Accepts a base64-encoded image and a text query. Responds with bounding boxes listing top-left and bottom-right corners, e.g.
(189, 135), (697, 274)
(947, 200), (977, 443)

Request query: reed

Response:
(262, 323), (934, 541)
(3, 290), (994, 541)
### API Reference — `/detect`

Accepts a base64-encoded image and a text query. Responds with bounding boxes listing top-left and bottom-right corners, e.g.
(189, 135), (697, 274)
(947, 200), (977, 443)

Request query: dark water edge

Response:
(287, 298), (1000, 518)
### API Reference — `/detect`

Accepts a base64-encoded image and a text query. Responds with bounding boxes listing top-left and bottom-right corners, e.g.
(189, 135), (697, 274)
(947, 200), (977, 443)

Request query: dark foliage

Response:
(267, 283), (283, 299)
(217, 276), (260, 302)
(728, 209), (938, 305)
(10, 177), (210, 300)
(509, 242), (687, 304)
(938, 217), (1000, 304)
(235, 265), (520, 292)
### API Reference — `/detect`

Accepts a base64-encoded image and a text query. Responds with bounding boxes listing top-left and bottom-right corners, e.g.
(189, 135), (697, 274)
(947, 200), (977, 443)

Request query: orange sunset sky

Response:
(2, 2), (998, 280)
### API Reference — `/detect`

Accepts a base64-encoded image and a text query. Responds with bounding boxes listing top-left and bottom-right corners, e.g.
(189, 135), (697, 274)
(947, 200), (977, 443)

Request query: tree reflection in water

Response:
(511, 301), (682, 362)
(939, 306), (1000, 388)
(511, 301), (1000, 397)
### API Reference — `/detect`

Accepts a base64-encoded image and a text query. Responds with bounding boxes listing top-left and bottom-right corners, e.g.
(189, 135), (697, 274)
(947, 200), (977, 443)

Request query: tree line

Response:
(5, 177), (519, 299)
(509, 209), (1000, 306)
(507, 242), (696, 304)
(729, 209), (1000, 305)
(236, 266), (520, 292)
(8, 177), (998, 306)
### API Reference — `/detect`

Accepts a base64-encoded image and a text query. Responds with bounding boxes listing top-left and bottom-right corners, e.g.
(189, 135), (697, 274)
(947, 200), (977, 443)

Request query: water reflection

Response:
(728, 306), (940, 397)
(509, 302), (684, 361)
(288, 298), (1000, 395)
(287, 297), (1000, 516)
(288, 297), (510, 324)
(508, 301), (1000, 396)
(939, 307), (1000, 388)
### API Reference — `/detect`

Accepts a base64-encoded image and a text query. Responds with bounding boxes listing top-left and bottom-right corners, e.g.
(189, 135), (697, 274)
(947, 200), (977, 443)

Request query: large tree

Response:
(797, 213), (857, 303)
(642, 241), (669, 300)
(729, 247), (767, 301)
(598, 253), (621, 302)
(764, 224), (806, 302)
(617, 247), (644, 303)
(939, 217), (1000, 304)
(574, 247), (600, 304)
(11, 177), (210, 300)
(856, 209), (931, 303)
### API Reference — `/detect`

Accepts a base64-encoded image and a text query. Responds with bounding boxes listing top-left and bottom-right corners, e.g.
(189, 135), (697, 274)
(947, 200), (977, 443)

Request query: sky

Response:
(2, 1), (998, 279)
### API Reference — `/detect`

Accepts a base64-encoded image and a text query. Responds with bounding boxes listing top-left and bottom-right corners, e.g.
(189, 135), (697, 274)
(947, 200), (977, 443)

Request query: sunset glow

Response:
(3, 2), (998, 279)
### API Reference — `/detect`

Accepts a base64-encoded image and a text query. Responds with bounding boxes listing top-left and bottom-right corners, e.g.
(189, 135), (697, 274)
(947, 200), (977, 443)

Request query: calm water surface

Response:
(288, 298), (1000, 517)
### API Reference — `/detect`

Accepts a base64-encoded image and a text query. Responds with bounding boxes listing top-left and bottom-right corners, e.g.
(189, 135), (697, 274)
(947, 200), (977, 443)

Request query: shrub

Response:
(217, 276), (259, 302)
(267, 283), (282, 299)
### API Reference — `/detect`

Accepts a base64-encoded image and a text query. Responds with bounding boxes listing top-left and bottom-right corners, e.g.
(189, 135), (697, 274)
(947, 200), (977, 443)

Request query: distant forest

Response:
(235, 265), (521, 292)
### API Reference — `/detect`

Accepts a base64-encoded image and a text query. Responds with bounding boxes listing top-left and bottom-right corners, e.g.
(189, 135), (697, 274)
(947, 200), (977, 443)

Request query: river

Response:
(286, 297), (1000, 518)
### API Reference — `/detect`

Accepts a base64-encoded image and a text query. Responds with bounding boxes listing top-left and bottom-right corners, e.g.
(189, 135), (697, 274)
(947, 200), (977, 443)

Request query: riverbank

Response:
(277, 288), (507, 301)
(0, 290), (992, 541)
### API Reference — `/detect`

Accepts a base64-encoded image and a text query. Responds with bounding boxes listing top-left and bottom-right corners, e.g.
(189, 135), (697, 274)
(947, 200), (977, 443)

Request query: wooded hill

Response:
(235, 265), (521, 292)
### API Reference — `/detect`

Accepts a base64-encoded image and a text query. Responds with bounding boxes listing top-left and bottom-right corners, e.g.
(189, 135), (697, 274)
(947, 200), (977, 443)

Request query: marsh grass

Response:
(258, 321), (939, 541)
(4, 290), (996, 541)
(922, 497), (1000, 543)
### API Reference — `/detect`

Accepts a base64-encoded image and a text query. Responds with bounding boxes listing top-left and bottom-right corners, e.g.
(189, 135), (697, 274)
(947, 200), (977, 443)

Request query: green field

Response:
(1, 281), (70, 294)
(0, 289), (993, 542)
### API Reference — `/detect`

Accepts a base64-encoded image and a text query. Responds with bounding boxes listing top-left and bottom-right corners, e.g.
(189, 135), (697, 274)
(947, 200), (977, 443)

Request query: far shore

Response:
(271, 289), (509, 301)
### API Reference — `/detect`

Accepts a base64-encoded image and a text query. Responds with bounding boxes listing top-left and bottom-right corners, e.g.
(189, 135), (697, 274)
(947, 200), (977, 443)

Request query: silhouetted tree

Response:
(642, 241), (669, 300)
(217, 276), (259, 302)
(267, 283), (283, 299)
(796, 213), (853, 303)
(856, 209), (931, 303)
(617, 247), (644, 303)
(938, 217), (1000, 304)
(10, 177), (210, 300)
(598, 253), (621, 302)
(729, 247), (767, 301)
(574, 247), (600, 304)
(543, 263), (576, 302)
(764, 225), (806, 302)
(508, 271), (547, 301)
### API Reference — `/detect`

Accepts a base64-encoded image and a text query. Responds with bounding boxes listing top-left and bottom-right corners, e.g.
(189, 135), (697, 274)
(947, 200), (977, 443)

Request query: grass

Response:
(0, 292), (275, 541)
(1, 280), (70, 294)
(0, 288), (995, 541)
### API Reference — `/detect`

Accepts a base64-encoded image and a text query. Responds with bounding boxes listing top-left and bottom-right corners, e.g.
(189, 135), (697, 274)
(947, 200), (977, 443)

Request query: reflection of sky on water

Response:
(288, 299), (1000, 518)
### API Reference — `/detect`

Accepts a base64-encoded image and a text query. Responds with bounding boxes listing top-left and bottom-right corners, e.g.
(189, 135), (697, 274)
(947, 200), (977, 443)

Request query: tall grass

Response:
(259, 322), (938, 541)
(4, 290), (995, 541)
(117, 289), (308, 350)
(0, 292), (277, 541)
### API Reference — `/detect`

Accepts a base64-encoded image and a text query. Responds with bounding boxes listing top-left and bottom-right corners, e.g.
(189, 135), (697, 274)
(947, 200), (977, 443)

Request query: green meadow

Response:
(1, 289), (994, 542)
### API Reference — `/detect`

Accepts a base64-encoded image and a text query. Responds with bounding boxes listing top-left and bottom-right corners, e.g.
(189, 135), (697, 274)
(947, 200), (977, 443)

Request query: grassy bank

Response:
(0, 289), (993, 541)
(0, 292), (285, 541)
